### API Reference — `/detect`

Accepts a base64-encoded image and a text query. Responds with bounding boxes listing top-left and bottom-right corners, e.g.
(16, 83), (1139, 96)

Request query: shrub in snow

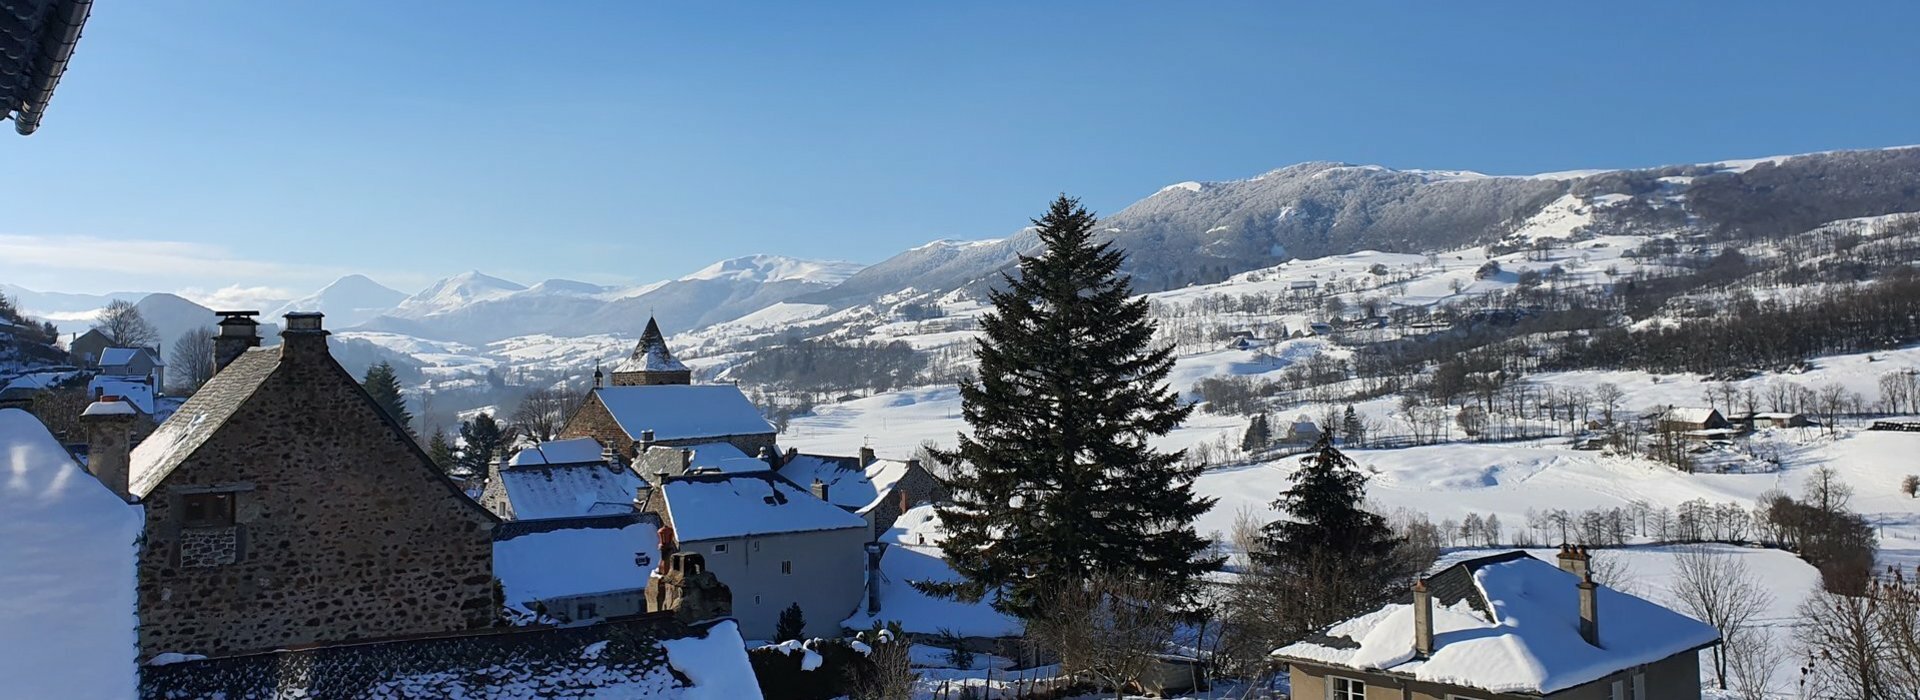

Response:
(746, 637), (872, 700)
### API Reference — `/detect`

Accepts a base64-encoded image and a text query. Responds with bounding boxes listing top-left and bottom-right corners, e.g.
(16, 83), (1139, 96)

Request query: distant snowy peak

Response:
(391, 271), (529, 318)
(681, 255), (864, 286)
(271, 274), (406, 327)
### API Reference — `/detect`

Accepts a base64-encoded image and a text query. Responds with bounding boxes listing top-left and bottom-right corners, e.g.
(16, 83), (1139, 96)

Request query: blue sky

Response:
(3, 2), (1916, 304)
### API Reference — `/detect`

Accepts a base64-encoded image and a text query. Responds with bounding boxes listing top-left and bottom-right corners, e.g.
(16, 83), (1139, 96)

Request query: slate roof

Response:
(657, 470), (867, 542)
(613, 317), (688, 374)
(507, 437), (606, 466)
(776, 453), (913, 512)
(495, 515), (662, 607)
(96, 346), (160, 369)
(496, 462), (647, 521)
(127, 346), (279, 498)
(1274, 551), (1722, 695)
(0, 0), (90, 135)
(592, 385), (774, 441)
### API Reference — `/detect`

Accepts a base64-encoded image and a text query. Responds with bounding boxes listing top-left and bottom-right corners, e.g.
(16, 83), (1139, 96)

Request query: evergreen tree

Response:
(362, 361), (414, 433)
(1241, 413), (1272, 452)
(774, 603), (806, 643)
(1340, 405), (1365, 447)
(427, 428), (459, 475)
(926, 195), (1217, 619)
(1254, 434), (1403, 637)
(457, 413), (507, 479)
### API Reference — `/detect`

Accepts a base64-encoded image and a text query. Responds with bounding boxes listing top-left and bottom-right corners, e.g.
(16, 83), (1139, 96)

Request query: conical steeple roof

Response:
(611, 317), (689, 380)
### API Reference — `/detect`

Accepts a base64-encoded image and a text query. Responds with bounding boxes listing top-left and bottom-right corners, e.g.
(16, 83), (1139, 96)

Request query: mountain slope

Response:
(353, 255), (864, 344)
(270, 274), (406, 328)
(806, 146), (1920, 309)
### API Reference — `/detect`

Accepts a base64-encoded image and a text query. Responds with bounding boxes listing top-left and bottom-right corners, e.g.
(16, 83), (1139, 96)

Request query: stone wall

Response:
(867, 462), (948, 538)
(139, 613), (713, 699)
(136, 346), (498, 661)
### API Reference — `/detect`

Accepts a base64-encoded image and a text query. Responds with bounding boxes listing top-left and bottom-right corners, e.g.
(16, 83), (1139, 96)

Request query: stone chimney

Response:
(213, 310), (261, 371)
(864, 542), (883, 615)
(646, 552), (733, 624)
(1556, 544), (1589, 579)
(858, 445), (876, 468)
(1412, 577), (1434, 658)
(1577, 569), (1601, 647)
(758, 446), (777, 469)
(639, 429), (656, 450)
(811, 477), (830, 502)
(279, 312), (328, 361)
(678, 448), (693, 472)
(81, 399), (137, 502)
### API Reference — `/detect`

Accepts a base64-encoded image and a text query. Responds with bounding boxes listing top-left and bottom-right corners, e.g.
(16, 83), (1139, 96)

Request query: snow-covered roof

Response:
(593, 385), (774, 441)
(1273, 552), (1720, 695)
(129, 347), (280, 499)
(778, 453), (913, 512)
(1658, 407), (1721, 424)
(0, 370), (74, 394)
(495, 518), (661, 608)
(660, 471), (867, 542)
(89, 374), (155, 414)
(0, 409), (142, 698)
(613, 317), (689, 374)
(98, 346), (160, 368)
(508, 437), (606, 466)
(82, 400), (138, 417)
(497, 463), (647, 520)
(679, 441), (766, 473)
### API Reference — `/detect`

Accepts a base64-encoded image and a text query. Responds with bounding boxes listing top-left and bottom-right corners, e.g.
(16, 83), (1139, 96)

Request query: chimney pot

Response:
(811, 477), (830, 502)
(279, 312), (329, 361)
(858, 446), (876, 468)
(213, 310), (262, 371)
(640, 429), (656, 447)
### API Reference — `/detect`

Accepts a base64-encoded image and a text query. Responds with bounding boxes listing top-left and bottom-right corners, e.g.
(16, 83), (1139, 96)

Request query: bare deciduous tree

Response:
(509, 385), (584, 442)
(93, 298), (158, 349)
(169, 325), (218, 393)
(1671, 546), (1773, 689)
(1029, 573), (1181, 699)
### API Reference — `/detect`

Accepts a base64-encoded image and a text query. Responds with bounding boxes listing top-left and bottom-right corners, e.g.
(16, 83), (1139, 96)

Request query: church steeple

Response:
(610, 316), (691, 386)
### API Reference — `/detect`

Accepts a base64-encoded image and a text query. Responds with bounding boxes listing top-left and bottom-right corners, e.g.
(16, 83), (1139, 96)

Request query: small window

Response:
(713, 543), (727, 554)
(753, 540), (761, 551)
(1609, 680), (1625, 700)
(1631, 673), (1646, 700)
(1329, 677), (1366, 700)
(181, 492), (235, 528)
(781, 560), (792, 575)
(577, 603), (598, 619)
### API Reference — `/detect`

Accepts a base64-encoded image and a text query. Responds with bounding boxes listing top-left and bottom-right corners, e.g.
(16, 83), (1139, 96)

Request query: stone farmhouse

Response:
(1274, 547), (1720, 700)
(98, 344), (165, 390)
(639, 470), (871, 639)
(118, 312), (500, 661)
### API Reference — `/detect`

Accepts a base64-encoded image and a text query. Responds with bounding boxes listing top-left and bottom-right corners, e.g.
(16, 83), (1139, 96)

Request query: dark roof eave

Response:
(11, 0), (92, 135)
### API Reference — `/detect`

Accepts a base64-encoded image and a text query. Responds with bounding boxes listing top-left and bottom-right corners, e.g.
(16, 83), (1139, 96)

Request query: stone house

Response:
(561, 317), (777, 460)
(1274, 548), (1720, 700)
(481, 436), (647, 520)
(116, 312), (499, 661)
(67, 327), (112, 366)
(776, 445), (949, 539)
(99, 345), (165, 390)
(639, 470), (870, 639)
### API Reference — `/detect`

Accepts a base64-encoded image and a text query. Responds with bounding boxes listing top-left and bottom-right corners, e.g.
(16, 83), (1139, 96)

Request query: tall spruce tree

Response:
(926, 195), (1217, 618)
(1242, 413), (1272, 452)
(362, 361), (414, 432)
(457, 413), (507, 479)
(427, 428), (459, 475)
(1254, 434), (1402, 636)
(1340, 405), (1365, 447)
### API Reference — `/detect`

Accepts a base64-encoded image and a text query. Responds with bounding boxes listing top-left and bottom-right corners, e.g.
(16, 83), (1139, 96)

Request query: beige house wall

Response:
(1286, 651), (1702, 700)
